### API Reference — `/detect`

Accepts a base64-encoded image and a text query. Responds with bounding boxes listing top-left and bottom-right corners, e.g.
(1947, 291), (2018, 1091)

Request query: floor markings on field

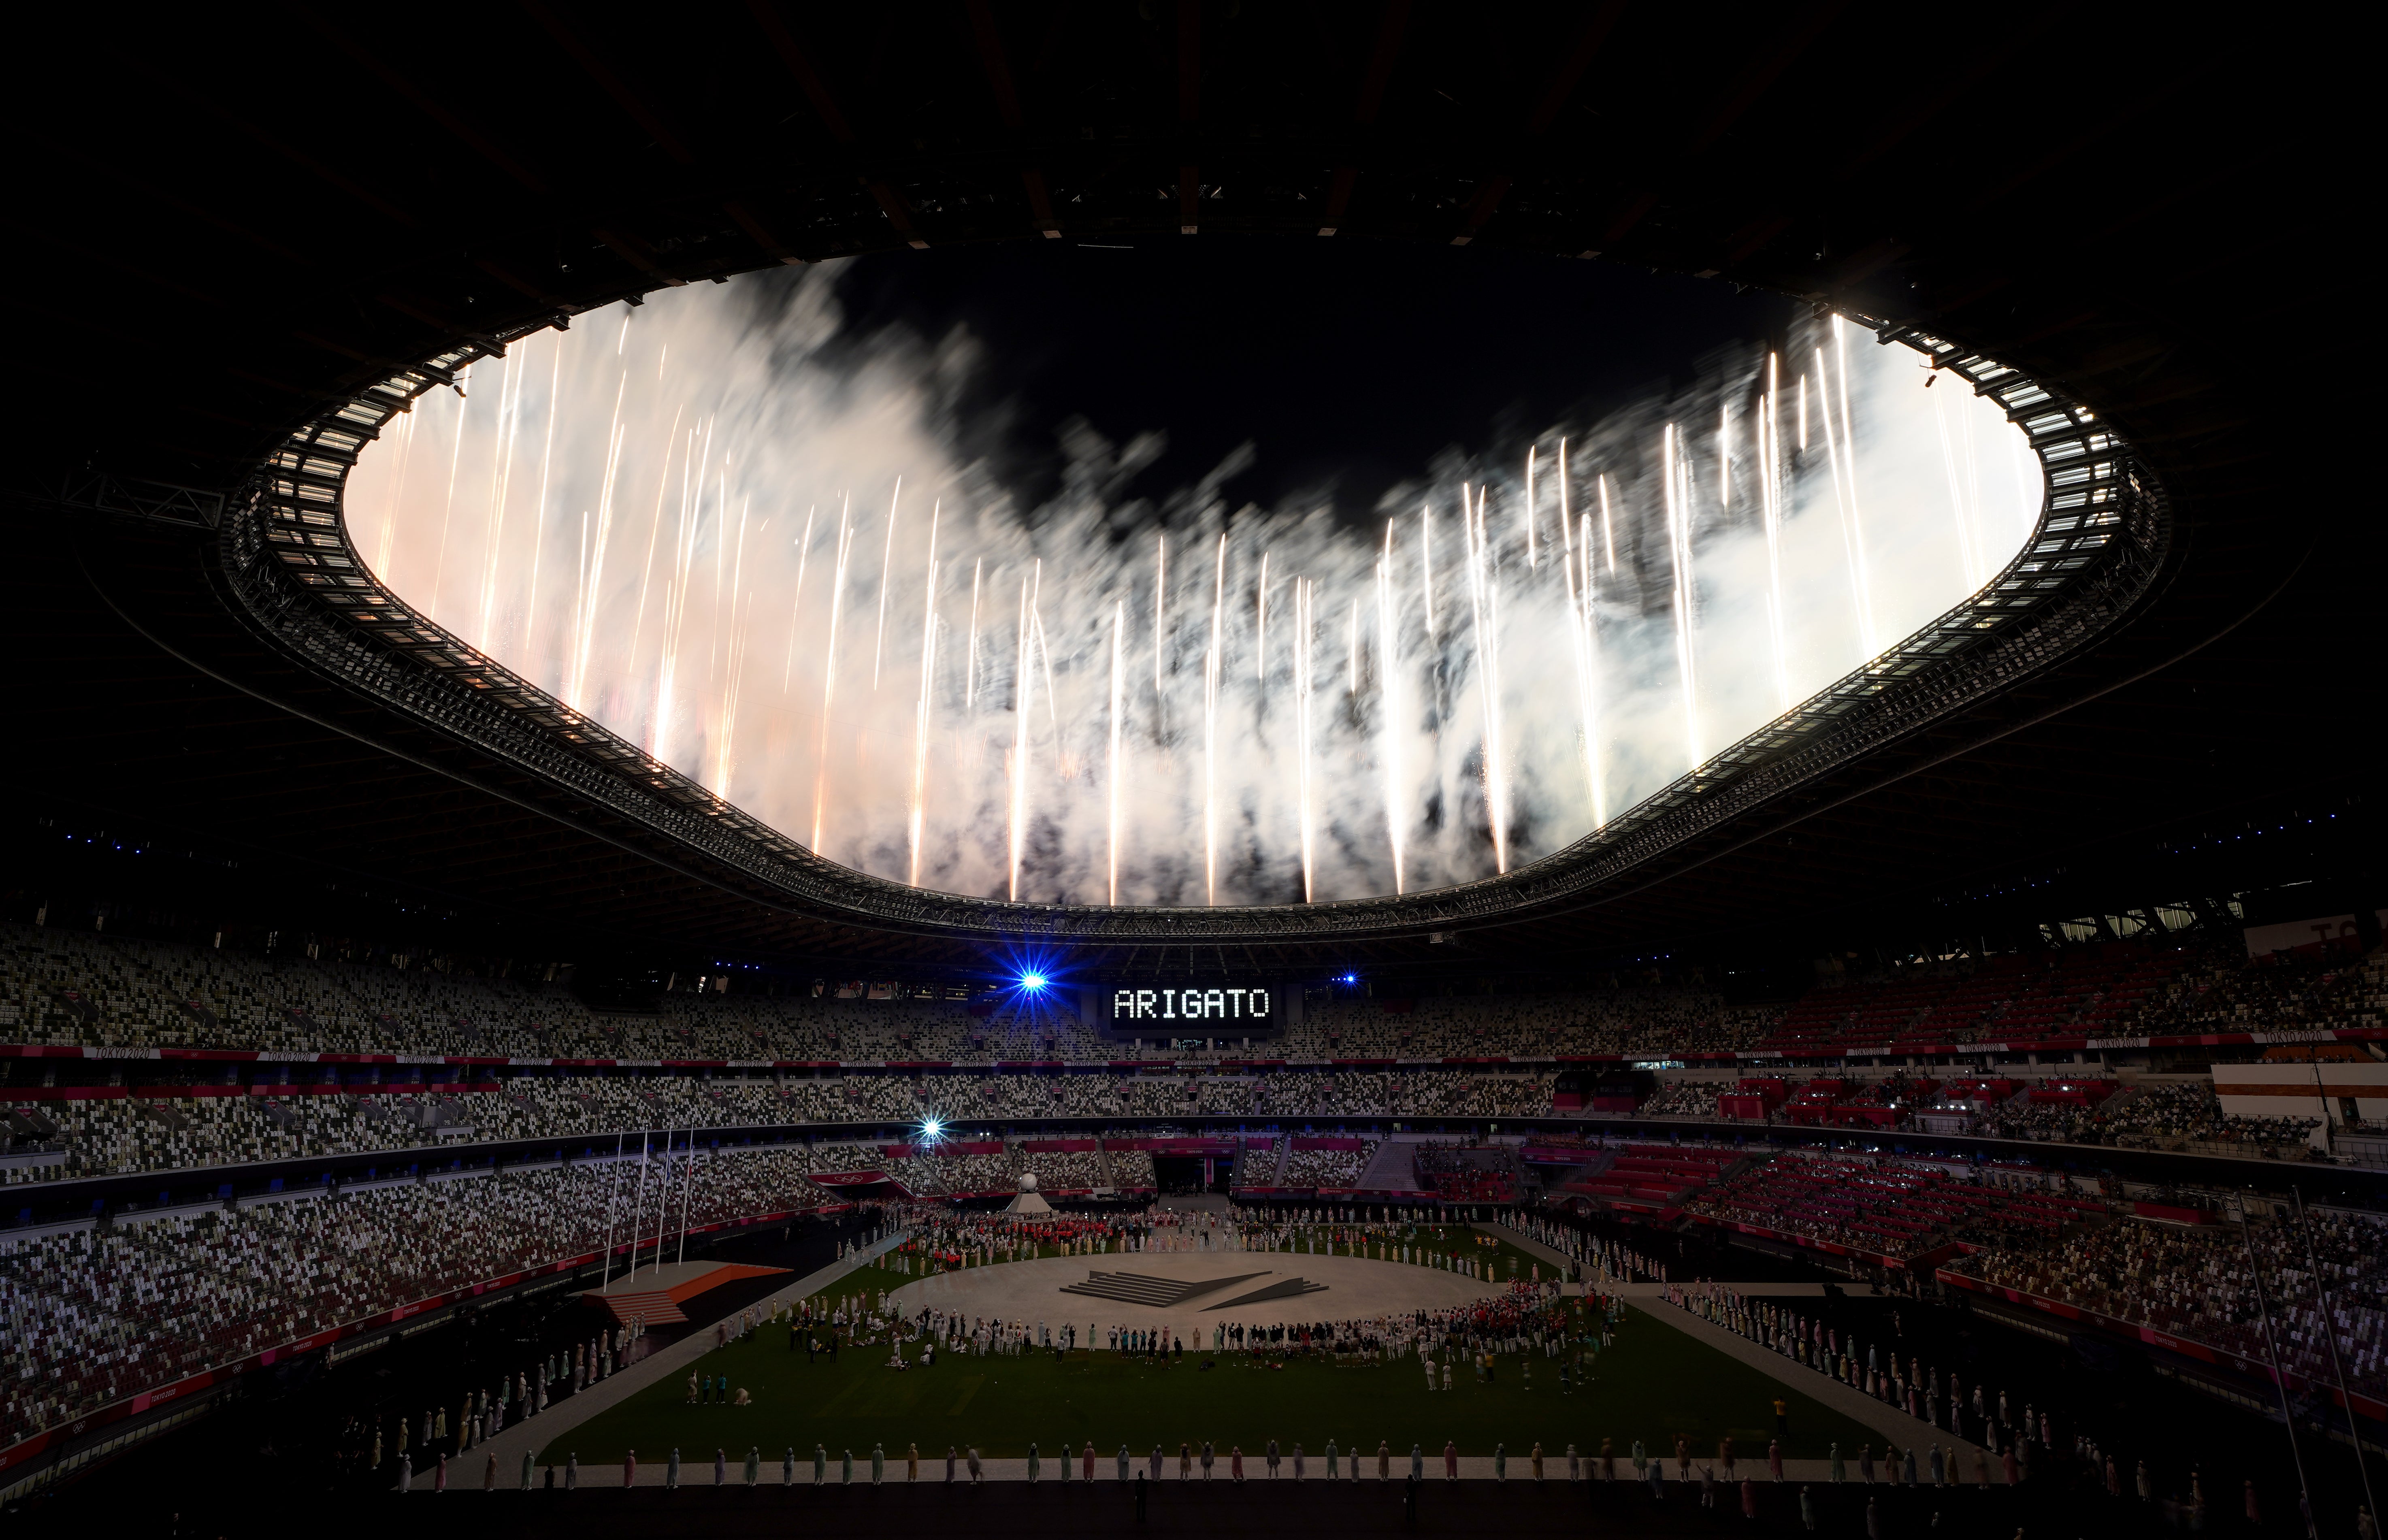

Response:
(474, 1228), (912, 1478)
(1622, 1293), (1983, 1459)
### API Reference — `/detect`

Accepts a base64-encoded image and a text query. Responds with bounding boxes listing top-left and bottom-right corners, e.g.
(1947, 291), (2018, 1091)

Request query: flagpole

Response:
(598, 1132), (623, 1292)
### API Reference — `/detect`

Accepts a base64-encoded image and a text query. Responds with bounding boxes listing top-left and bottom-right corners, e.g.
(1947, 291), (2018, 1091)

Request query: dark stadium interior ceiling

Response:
(0, 4), (2366, 979)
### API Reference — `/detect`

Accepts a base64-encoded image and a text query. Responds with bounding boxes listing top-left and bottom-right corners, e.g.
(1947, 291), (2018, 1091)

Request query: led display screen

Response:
(1110, 987), (1272, 1020)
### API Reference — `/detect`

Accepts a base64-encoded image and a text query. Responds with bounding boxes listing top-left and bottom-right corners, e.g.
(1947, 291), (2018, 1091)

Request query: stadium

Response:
(0, 7), (2364, 1538)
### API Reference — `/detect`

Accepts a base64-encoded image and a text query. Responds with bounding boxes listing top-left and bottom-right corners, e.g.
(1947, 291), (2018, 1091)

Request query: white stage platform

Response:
(890, 1251), (1501, 1333)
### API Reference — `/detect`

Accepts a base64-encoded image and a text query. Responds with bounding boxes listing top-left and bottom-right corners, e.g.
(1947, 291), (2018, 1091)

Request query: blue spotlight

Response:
(996, 946), (1064, 998)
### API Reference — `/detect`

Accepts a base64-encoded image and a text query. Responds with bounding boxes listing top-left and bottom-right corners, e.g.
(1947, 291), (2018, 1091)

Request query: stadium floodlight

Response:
(923, 1117), (943, 1139)
(993, 946), (1063, 1000)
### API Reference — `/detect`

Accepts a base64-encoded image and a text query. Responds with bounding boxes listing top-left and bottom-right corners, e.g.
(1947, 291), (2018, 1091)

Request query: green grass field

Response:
(538, 1230), (1873, 1466)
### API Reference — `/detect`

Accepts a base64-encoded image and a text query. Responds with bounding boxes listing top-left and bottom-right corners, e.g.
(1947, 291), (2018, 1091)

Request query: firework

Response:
(356, 295), (2033, 909)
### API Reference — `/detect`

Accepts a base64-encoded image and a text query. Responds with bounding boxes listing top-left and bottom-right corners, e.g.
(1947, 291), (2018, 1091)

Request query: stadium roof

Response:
(0, 6), (2363, 975)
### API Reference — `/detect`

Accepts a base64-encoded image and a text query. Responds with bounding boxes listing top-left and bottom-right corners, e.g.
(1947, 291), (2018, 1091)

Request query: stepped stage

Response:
(1204, 1275), (1330, 1309)
(581, 1261), (789, 1326)
(1059, 1270), (1271, 1307)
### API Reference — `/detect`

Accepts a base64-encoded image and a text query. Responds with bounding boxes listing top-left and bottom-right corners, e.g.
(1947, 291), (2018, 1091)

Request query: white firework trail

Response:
(1816, 336), (1878, 656)
(650, 422), (703, 760)
(523, 344), (562, 662)
(705, 454), (725, 697)
(712, 495), (755, 796)
(565, 370), (625, 712)
(778, 504), (817, 692)
(1719, 403), (1731, 514)
(1663, 423), (1701, 770)
(1152, 533), (1167, 697)
(1933, 373), (1984, 588)
(1203, 533), (1226, 905)
(1419, 501), (1436, 638)
(809, 495), (854, 852)
(429, 361), (469, 625)
(1107, 599), (1124, 905)
(1007, 573), (1033, 901)
(1576, 511), (1608, 827)
(1598, 473), (1616, 575)
(1834, 315), (1879, 655)
(370, 405), (418, 580)
(1375, 525), (1405, 894)
(1558, 441), (1606, 829)
(1959, 383), (1990, 579)
(1028, 560), (1059, 730)
(871, 478), (901, 689)
(473, 345), (524, 648)
(622, 404), (683, 703)
(905, 501), (942, 887)
(1294, 577), (1315, 902)
(1254, 550), (1268, 685)
(1523, 445), (1538, 571)
(965, 557), (983, 710)
(1759, 354), (1791, 712)
(1462, 484), (1511, 871)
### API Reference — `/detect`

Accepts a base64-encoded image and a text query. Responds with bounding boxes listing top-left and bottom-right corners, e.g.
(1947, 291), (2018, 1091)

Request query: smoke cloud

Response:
(345, 269), (2036, 908)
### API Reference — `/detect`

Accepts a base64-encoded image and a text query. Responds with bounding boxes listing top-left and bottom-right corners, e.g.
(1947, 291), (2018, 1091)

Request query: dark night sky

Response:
(818, 235), (1796, 522)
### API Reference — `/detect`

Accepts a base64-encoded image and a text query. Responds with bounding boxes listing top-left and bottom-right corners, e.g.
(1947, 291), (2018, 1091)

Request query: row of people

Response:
(1654, 1072), (2330, 1155)
(0, 1146), (846, 1451)
(1280, 1141), (1380, 1188)
(2, 923), (1768, 1063)
(2, 1074), (1568, 1184)
(1657, 1279), (2083, 1489)
(1764, 944), (2181, 1055)
(1979, 1081), (2324, 1152)
(1943, 1207), (2388, 1402)
(1765, 937), (2386, 1054)
(13, 922), (2380, 1070)
(1291, 989), (1776, 1060)
(1639, 1080), (1736, 1117)
(1681, 1151), (2099, 1263)
(2129, 944), (2386, 1039)
(7, 1074), (2351, 1205)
